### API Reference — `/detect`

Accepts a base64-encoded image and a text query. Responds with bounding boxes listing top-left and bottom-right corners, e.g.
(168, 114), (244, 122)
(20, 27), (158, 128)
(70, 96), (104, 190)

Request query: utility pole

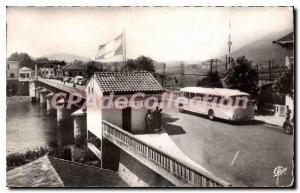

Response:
(161, 63), (166, 87)
(180, 63), (184, 87)
(225, 55), (228, 71)
(269, 60), (272, 82)
(210, 59), (213, 73)
(228, 21), (232, 68)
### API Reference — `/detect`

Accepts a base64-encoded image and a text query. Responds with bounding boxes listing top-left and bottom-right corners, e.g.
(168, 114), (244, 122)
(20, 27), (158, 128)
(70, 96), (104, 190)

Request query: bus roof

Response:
(179, 87), (250, 97)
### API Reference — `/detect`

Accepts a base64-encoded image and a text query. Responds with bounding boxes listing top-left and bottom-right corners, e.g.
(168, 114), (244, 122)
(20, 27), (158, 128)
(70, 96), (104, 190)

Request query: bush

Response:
(6, 147), (50, 171)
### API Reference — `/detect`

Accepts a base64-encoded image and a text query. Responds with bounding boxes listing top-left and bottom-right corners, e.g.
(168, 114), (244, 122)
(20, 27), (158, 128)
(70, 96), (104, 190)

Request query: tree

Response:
(224, 56), (258, 97)
(124, 55), (155, 73)
(273, 63), (294, 98)
(7, 52), (34, 68)
(197, 71), (223, 88)
(35, 57), (49, 64)
(86, 61), (103, 79)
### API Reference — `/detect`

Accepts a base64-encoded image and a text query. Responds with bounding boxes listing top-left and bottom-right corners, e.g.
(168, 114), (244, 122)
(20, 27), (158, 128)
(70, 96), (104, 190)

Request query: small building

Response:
(62, 62), (86, 77)
(86, 71), (164, 158)
(273, 32), (294, 115)
(19, 67), (32, 82)
(273, 32), (294, 66)
(7, 155), (127, 187)
(7, 60), (20, 79)
(38, 61), (65, 79)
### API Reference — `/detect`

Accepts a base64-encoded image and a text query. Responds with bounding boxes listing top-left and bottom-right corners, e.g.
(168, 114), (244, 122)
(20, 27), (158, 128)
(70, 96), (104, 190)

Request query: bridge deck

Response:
(38, 78), (87, 99)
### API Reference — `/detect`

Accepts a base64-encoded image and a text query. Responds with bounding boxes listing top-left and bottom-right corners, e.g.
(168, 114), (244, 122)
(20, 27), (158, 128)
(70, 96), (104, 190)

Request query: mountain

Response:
(220, 30), (292, 66)
(43, 53), (91, 63)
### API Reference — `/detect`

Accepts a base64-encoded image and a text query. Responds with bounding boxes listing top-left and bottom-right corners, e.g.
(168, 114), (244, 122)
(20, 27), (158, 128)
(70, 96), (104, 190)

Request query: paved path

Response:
(162, 109), (294, 187)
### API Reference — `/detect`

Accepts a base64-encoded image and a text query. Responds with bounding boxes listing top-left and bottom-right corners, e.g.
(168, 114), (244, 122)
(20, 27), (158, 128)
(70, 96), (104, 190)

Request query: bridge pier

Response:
(46, 92), (56, 116)
(56, 98), (74, 158)
(39, 88), (49, 107)
(29, 81), (36, 103)
(35, 87), (41, 102)
(71, 108), (87, 146)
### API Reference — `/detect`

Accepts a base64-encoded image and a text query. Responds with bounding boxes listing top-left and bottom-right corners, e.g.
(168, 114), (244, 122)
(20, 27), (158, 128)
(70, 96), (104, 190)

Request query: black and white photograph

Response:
(5, 6), (295, 188)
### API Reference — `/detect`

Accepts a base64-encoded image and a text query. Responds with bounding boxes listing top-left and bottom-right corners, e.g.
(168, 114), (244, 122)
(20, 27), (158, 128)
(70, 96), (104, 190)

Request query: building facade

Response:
(86, 71), (164, 160)
(7, 61), (20, 79)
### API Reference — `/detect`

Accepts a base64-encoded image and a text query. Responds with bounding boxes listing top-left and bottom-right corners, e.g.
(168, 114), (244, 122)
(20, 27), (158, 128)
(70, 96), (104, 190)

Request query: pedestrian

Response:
(286, 105), (291, 121)
(145, 110), (153, 133)
(157, 108), (162, 131)
(153, 107), (160, 131)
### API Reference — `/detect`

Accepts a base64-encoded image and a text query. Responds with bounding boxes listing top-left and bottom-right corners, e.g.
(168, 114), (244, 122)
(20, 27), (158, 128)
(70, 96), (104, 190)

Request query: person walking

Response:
(286, 105), (291, 122)
(153, 107), (161, 132)
(157, 108), (162, 132)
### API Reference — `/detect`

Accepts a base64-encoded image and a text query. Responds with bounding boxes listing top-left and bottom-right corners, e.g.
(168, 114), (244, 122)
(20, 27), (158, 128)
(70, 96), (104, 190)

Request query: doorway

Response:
(122, 107), (131, 132)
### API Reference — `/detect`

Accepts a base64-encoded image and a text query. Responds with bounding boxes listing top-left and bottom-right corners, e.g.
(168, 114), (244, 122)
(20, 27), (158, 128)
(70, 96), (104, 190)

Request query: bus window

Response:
(207, 95), (213, 103)
(195, 93), (203, 101)
(184, 92), (189, 98)
(190, 92), (196, 99)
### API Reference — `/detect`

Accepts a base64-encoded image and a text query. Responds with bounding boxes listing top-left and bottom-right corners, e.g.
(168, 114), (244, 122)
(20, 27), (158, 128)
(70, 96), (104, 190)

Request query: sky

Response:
(6, 7), (293, 62)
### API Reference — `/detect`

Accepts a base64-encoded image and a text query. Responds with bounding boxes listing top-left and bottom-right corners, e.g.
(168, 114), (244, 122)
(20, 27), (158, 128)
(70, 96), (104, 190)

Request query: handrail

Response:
(102, 120), (231, 187)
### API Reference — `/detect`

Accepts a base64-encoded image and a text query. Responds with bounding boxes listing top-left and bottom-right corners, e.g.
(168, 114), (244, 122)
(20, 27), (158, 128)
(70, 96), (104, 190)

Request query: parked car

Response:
(283, 118), (294, 135)
(74, 76), (84, 85)
(78, 78), (87, 85)
(63, 77), (72, 84)
(258, 103), (276, 115)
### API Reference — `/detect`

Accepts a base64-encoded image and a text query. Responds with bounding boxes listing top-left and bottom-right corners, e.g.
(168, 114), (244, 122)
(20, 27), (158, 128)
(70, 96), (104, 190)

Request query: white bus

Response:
(178, 87), (254, 121)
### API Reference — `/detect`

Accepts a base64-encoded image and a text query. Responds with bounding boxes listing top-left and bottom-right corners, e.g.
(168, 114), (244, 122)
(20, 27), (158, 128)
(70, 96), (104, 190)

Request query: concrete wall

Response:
(118, 149), (174, 187)
(131, 108), (147, 132)
(86, 77), (102, 139)
(103, 109), (122, 129)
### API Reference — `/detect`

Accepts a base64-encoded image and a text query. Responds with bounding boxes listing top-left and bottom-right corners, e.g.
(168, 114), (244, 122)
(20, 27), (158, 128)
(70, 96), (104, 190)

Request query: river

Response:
(7, 100), (71, 155)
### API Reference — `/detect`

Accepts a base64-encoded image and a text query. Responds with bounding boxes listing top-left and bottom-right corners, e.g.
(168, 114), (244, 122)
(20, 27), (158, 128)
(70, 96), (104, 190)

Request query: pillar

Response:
(39, 88), (48, 107)
(29, 81), (36, 102)
(35, 87), (41, 101)
(71, 108), (87, 147)
(56, 98), (74, 157)
(46, 92), (55, 116)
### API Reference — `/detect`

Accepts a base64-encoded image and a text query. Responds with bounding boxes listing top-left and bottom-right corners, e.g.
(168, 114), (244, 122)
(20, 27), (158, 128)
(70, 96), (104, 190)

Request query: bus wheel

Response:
(208, 110), (215, 120)
(283, 124), (293, 135)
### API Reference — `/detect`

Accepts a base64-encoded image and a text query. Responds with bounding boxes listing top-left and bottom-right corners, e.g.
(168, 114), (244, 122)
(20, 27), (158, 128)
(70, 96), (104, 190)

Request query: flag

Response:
(95, 33), (124, 62)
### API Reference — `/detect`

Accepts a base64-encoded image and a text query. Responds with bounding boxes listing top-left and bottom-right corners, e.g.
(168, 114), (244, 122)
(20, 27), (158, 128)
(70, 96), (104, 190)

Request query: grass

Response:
(6, 147), (58, 171)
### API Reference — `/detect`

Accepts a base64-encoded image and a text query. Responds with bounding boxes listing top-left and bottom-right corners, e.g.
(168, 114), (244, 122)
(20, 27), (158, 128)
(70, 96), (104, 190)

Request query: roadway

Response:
(162, 109), (294, 187)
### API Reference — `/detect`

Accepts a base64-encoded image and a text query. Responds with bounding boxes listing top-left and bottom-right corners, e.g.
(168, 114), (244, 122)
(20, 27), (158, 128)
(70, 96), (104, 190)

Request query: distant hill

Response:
(220, 30), (291, 66)
(43, 53), (91, 63)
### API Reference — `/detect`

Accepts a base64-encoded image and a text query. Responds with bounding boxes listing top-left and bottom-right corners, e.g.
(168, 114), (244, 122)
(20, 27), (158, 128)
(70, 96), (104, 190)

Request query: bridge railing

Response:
(102, 120), (231, 187)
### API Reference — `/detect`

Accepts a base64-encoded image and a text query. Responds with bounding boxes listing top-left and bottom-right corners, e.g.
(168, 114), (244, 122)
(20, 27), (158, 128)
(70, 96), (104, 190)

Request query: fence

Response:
(102, 120), (231, 187)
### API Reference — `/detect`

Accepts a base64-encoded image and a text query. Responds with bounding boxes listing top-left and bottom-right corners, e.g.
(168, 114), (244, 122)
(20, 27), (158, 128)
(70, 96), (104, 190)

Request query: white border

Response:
(1, 1), (298, 192)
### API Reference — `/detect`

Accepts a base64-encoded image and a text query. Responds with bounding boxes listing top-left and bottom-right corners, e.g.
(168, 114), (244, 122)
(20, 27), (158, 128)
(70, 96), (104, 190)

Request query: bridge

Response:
(30, 77), (231, 187)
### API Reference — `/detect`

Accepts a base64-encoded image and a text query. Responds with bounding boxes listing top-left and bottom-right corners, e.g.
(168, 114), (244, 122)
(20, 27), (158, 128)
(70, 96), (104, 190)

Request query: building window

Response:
(10, 73), (14, 78)
(7, 64), (9, 69)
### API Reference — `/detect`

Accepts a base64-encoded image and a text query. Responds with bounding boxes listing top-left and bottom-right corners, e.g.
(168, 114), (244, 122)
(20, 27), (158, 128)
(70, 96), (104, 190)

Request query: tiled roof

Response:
(7, 155), (64, 187)
(273, 32), (294, 45)
(94, 71), (163, 94)
(63, 63), (86, 71)
(7, 155), (128, 187)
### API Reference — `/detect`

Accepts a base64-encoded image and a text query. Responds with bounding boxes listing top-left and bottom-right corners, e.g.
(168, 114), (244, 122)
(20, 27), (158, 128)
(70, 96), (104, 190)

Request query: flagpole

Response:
(123, 29), (127, 63)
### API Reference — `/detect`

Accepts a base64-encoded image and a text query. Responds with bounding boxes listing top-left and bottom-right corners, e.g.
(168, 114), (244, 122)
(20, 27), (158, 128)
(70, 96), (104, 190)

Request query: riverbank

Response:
(7, 96), (31, 105)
